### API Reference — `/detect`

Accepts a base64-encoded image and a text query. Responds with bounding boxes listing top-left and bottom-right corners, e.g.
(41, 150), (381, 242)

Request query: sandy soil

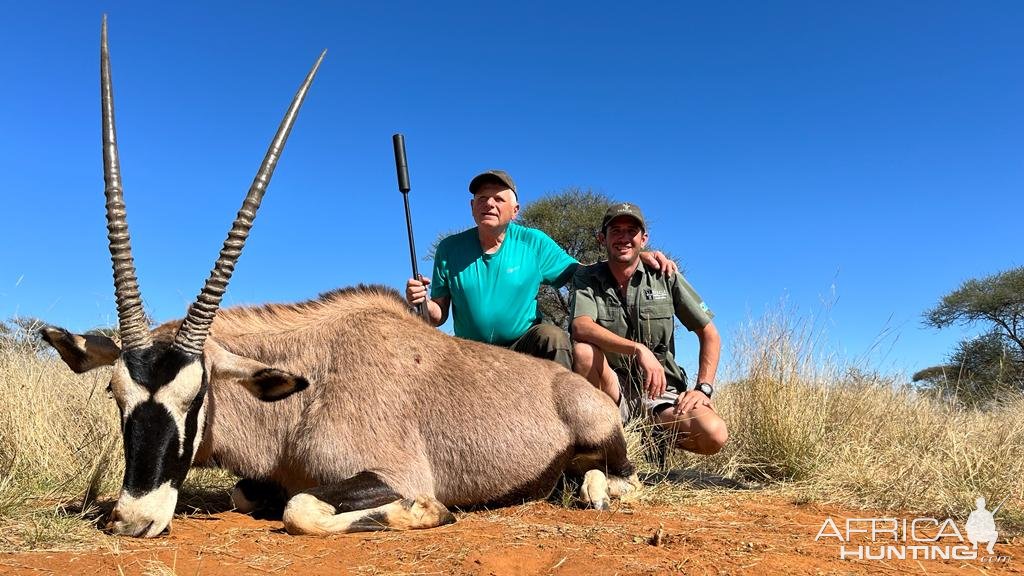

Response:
(2, 492), (1021, 575)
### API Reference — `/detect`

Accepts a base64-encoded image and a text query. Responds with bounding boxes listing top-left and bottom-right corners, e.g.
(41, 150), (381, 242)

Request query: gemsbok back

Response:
(41, 19), (640, 538)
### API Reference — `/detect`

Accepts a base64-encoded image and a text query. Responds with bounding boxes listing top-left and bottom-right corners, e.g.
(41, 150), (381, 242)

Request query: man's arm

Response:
(694, 321), (720, 385)
(427, 294), (451, 326)
(668, 272), (717, 383)
(571, 315), (667, 399)
(673, 320), (721, 414)
(667, 271), (720, 414)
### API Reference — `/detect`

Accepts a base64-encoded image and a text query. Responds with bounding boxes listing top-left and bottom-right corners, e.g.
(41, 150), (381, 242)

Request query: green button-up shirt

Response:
(570, 260), (713, 391)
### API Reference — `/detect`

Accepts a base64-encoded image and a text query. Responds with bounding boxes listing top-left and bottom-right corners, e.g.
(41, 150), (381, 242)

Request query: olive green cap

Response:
(601, 202), (646, 232)
(469, 169), (517, 200)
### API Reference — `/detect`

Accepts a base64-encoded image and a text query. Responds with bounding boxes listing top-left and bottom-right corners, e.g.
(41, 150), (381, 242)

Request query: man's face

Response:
(599, 216), (648, 264)
(471, 183), (519, 230)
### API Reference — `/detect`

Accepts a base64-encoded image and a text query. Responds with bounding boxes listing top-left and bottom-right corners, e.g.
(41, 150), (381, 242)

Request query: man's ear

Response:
(206, 340), (310, 402)
(596, 231), (606, 245)
(39, 326), (120, 373)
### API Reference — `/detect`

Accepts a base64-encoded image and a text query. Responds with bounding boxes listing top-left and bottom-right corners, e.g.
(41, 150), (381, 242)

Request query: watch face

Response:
(697, 383), (713, 397)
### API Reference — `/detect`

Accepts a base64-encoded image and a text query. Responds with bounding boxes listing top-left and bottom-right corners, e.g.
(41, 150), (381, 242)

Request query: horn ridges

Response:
(101, 15), (152, 351)
(173, 50), (326, 356)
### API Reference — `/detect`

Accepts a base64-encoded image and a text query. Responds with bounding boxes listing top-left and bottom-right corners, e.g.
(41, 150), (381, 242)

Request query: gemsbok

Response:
(41, 19), (639, 538)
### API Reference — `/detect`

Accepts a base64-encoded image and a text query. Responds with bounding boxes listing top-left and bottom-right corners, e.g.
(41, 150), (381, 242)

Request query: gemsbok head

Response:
(40, 17), (323, 537)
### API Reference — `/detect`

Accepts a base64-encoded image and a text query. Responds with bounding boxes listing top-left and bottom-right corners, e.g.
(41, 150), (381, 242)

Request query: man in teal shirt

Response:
(405, 170), (674, 370)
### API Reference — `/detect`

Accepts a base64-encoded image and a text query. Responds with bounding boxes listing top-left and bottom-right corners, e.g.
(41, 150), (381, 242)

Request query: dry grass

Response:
(0, 324), (119, 550)
(2, 307), (1022, 551)
(647, 308), (1024, 526)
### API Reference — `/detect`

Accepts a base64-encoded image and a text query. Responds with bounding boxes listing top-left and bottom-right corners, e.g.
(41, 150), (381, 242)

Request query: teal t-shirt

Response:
(430, 222), (577, 345)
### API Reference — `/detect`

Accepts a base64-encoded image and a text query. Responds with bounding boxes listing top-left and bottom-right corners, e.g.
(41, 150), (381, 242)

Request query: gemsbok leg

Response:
(557, 377), (642, 509)
(231, 479), (288, 519)
(281, 472), (455, 535)
(579, 469), (642, 510)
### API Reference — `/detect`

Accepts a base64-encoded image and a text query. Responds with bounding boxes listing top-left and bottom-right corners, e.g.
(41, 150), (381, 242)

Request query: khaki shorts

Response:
(614, 368), (680, 424)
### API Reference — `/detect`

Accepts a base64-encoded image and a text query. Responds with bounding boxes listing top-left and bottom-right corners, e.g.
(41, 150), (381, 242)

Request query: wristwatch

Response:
(695, 382), (714, 398)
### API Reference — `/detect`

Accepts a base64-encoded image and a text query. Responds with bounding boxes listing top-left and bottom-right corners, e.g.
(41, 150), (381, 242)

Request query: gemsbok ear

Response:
(206, 340), (310, 402)
(39, 326), (121, 373)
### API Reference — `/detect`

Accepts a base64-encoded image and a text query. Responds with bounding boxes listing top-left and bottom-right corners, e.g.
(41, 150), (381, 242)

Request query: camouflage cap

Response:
(601, 202), (646, 232)
(469, 169), (517, 200)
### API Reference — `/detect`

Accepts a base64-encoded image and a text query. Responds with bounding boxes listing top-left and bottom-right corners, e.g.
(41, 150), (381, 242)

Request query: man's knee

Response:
(516, 324), (572, 370)
(532, 324), (570, 351)
(659, 407), (728, 456)
(573, 341), (596, 371)
(688, 413), (728, 456)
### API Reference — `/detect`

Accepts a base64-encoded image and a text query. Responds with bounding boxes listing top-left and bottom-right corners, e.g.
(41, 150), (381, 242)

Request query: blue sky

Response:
(1, 1), (1021, 378)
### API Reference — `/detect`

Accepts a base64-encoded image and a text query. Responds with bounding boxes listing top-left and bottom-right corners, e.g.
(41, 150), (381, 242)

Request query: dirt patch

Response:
(2, 493), (1021, 575)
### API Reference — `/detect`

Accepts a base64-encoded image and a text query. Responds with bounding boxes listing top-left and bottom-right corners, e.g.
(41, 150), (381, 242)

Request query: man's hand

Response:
(673, 389), (713, 415)
(639, 250), (678, 277)
(406, 275), (430, 307)
(635, 344), (667, 400)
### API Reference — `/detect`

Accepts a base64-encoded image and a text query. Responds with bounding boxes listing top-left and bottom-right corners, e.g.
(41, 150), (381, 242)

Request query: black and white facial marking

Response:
(107, 341), (208, 538)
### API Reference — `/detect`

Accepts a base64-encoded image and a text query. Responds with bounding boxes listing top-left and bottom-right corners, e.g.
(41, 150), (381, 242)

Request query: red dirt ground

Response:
(2, 493), (1021, 575)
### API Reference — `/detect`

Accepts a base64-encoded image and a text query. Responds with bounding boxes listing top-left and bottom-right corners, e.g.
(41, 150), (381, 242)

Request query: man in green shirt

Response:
(570, 203), (727, 455)
(405, 171), (675, 370)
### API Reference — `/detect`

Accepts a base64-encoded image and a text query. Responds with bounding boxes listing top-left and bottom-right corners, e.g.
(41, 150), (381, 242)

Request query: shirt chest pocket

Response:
(596, 302), (627, 333)
(639, 302), (674, 320)
(638, 302), (675, 345)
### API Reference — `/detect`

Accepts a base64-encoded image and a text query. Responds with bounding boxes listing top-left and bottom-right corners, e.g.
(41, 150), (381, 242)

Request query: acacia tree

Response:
(518, 187), (614, 328)
(913, 266), (1024, 402)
